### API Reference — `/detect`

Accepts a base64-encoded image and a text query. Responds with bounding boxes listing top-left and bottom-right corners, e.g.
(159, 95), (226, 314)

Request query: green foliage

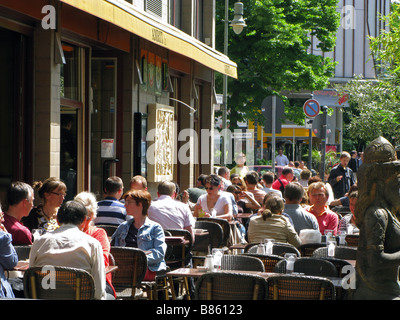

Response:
(215, 0), (340, 128)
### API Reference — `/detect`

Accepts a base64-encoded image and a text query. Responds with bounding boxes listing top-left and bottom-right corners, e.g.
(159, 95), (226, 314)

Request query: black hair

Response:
(57, 201), (87, 225)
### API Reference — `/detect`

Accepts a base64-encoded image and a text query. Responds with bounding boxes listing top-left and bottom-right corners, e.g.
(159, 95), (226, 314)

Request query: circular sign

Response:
(303, 99), (320, 118)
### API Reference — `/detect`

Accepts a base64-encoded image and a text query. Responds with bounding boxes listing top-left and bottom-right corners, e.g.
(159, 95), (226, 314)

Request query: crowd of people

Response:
(0, 149), (361, 299)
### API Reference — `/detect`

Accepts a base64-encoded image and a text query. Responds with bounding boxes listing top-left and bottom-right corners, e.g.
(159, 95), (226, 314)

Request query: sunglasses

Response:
(205, 186), (217, 190)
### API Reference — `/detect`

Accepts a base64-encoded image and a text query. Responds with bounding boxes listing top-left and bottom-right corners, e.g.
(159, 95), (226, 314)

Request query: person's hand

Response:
(181, 190), (189, 203)
(336, 176), (343, 182)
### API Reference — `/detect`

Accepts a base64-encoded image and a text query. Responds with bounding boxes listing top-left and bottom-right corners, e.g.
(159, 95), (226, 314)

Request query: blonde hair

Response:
(262, 194), (284, 220)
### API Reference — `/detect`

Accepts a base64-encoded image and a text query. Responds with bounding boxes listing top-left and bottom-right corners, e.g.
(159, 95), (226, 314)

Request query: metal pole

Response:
(272, 95), (276, 173)
(222, 0), (229, 165)
(308, 128), (312, 171)
(320, 106), (328, 181)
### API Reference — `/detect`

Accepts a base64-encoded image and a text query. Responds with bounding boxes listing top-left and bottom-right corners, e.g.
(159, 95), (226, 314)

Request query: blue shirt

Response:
(0, 231), (18, 298)
(111, 217), (167, 272)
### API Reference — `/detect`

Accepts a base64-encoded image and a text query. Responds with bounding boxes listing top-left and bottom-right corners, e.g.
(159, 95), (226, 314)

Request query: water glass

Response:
(212, 248), (224, 271)
(264, 238), (275, 255)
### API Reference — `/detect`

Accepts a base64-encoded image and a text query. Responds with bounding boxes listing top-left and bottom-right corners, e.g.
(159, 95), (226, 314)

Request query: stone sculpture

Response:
(353, 136), (400, 299)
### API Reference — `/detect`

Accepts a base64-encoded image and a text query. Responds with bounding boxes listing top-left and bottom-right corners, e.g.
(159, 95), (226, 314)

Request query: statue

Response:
(353, 136), (400, 299)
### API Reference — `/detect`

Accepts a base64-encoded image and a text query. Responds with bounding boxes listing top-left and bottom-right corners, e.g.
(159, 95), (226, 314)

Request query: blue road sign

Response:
(303, 99), (320, 118)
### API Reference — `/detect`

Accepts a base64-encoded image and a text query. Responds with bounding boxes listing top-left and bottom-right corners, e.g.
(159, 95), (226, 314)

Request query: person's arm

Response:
(241, 191), (261, 210)
(0, 232), (18, 270)
(328, 167), (342, 187)
(91, 242), (106, 300)
(145, 224), (167, 266)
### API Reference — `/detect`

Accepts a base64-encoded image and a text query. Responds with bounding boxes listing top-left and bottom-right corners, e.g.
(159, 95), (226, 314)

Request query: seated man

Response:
(3, 181), (34, 245)
(283, 182), (319, 234)
(29, 201), (107, 300)
(244, 171), (267, 205)
(148, 180), (195, 241)
(95, 176), (127, 226)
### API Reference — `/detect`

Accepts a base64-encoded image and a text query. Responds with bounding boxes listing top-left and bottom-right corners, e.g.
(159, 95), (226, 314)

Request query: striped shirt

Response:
(94, 197), (127, 226)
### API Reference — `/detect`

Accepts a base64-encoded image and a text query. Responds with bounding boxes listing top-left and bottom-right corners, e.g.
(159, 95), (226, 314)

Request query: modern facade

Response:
(0, 0), (237, 203)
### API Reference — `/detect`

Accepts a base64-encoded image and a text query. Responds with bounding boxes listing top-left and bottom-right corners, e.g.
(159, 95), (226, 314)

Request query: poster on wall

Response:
(147, 52), (155, 93)
(101, 139), (115, 158)
(155, 55), (162, 95)
(140, 49), (148, 91)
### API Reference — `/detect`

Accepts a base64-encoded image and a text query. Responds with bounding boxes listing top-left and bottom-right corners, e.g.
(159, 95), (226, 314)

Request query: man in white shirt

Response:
(29, 201), (107, 300)
(148, 180), (195, 241)
(275, 148), (289, 166)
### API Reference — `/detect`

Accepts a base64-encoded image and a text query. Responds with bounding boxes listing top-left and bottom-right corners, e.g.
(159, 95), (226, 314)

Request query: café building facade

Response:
(0, 0), (237, 201)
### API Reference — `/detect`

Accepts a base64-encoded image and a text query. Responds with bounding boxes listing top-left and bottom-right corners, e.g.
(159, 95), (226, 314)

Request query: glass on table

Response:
(211, 248), (224, 271)
(263, 238), (275, 255)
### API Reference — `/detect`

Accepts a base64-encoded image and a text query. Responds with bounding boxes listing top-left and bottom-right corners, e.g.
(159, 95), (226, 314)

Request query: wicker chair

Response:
(274, 257), (338, 277)
(312, 246), (357, 260)
(298, 243), (325, 257)
(197, 217), (230, 248)
(345, 234), (359, 247)
(241, 253), (284, 272)
(110, 246), (148, 299)
(96, 224), (118, 237)
(193, 220), (224, 253)
(23, 266), (95, 300)
(316, 257), (353, 278)
(221, 254), (265, 272)
(266, 274), (336, 300)
(195, 272), (269, 300)
(165, 228), (193, 269)
(246, 242), (301, 257)
(14, 245), (32, 260)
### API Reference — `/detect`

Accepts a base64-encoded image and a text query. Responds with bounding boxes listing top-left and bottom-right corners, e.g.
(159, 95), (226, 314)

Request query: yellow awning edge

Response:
(60, 0), (238, 78)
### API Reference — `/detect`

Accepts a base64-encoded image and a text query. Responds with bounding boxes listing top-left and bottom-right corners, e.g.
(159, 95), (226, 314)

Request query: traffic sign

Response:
(303, 99), (320, 118)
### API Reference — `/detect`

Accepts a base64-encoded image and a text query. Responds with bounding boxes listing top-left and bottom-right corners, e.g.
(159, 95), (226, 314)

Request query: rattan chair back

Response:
(195, 272), (268, 300)
(110, 246), (148, 298)
(246, 242), (300, 257)
(14, 245), (32, 260)
(193, 220), (223, 253)
(312, 246), (357, 260)
(23, 266), (95, 300)
(96, 224), (118, 237)
(241, 253), (284, 272)
(266, 274), (336, 300)
(196, 217), (230, 247)
(221, 254), (265, 272)
(274, 257), (338, 277)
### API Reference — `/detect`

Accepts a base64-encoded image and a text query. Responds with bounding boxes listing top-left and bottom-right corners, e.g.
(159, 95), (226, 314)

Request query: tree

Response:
(215, 0), (340, 128)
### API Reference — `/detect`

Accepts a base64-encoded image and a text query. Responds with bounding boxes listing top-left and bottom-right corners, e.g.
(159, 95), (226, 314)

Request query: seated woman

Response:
(22, 177), (67, 233)
(194, 174), (233, 221)
(337, 190), (359, 234)
(0, 210), (18, 298)
(248, 194), (301, 247)
(74, 192), (116, 299)
(111, 190), (167, 281)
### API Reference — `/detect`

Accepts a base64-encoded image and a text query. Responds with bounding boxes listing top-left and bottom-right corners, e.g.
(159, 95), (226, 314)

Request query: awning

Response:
(60, 0), (237, 78)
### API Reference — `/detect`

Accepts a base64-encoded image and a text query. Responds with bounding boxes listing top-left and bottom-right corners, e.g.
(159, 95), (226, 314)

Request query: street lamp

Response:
(222, 1), (246, 165)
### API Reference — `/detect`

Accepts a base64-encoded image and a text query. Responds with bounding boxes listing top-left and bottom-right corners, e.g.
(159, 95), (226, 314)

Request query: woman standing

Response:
(22, 177), (66, 233)
(111, 190), (166, 281)
(194, 174), (233, 221)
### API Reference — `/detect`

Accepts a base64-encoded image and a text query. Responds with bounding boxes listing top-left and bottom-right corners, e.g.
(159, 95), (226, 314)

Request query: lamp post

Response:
(222, 1), (246, 165)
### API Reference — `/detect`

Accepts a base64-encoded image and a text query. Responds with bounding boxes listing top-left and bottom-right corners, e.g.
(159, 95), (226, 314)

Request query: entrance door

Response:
(60, 109), (78, 201)
(0, 28), (31, 202)
(90, 58), (117, 198)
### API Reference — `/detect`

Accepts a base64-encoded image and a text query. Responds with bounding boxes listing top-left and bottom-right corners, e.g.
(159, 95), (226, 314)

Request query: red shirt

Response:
(306, 205), (339, 235)
(86, 225), (116, 297)
(272, 176), (289, 192)
(3, 213), (32, 245)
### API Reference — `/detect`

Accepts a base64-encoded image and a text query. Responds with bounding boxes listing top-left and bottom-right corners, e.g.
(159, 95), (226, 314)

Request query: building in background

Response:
(0, 0), (237, 202)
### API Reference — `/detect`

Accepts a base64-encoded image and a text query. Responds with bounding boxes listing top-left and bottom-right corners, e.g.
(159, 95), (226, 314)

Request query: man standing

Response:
(284, 182), (319, 234)
(148, 181), (195, 241)
(275, 148), (289, 166)
(328, 151), (355, 199)
(29, 201), (107, 300)
(306, 182), (338, 235)
(2, 182), (34, 245)
(95, 176), (127, 226)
